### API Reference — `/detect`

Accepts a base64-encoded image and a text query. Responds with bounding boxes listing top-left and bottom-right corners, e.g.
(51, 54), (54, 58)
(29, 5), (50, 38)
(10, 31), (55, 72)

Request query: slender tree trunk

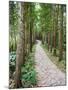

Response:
(48, 32), (50, 51)
(50, 32), (53, 52)
(50, 5), (54, 52)
(42, 31), (44, 44)
(53, 5), (58, 56)
(32, 23), (35, 44)
(29, 4), (33, 52)
(24, 4), (29, 56)
(59, 5), (63, 61)
(30, 23), (32, 52)
(53, 5), (56, 55)
(26, 6), (30, 55)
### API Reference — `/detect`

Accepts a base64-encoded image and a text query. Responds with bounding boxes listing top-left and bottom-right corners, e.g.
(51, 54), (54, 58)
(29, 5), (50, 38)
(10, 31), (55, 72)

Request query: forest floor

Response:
(35, 40), (66, 87)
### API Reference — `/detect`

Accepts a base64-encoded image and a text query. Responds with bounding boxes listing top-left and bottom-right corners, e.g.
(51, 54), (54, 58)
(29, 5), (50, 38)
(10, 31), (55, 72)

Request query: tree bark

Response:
(59, 5), (63, 61)
(15, 2), (25, 88)
(53, 5), (58, 56)
(29, 4), (33, 52)
(48, 32), (50, 50)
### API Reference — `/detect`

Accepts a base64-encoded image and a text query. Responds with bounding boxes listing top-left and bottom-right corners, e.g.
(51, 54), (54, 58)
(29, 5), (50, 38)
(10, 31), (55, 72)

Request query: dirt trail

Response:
(35, 40), (66, 87)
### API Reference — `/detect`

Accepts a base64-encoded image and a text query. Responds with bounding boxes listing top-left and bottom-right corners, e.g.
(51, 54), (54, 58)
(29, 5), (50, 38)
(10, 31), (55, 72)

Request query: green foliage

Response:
(9, 51), (16, 61)
(9, 1), (18, 52)
(9, 1), (18, 25)
(9, 51), (16, 72)
(22, 68), (37, 87)
(21, 46), (37, 88)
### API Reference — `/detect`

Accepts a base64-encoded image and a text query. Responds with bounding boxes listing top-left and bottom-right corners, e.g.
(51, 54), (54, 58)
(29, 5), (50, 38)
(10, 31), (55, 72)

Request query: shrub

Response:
(21, 46), (37, 88)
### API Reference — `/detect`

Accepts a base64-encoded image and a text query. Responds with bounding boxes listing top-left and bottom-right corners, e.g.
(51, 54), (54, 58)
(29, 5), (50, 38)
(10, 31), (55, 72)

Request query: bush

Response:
(21, 46), (37, 88)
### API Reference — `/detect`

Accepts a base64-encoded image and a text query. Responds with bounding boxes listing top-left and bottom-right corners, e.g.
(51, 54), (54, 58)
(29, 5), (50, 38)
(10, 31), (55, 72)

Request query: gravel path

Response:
(35, 40), (66, 87)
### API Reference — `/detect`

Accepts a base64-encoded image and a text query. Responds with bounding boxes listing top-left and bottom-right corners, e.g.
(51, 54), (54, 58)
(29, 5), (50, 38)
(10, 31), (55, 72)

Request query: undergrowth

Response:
(21, 45), (37, 88)
(9, 51), (16, 73)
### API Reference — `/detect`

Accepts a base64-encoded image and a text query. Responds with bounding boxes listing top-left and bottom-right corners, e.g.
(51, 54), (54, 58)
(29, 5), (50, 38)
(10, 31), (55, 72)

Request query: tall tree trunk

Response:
(53, 5), (58, 56)
(50, 5), (54, 52)
(30, 22), (32, 52)
(15, 2), (25, 88)
(24, 4), (28, 56)
(50, 31), (53, 52)
(27, 4), (30, 55)
(53, 5), (56, 55)
(59, 5), (63, 61)
(42, 31), (44, 44)
(48, 32), (50, 50)
(32, 23), (35, 44)
(29, 4), (33, 52)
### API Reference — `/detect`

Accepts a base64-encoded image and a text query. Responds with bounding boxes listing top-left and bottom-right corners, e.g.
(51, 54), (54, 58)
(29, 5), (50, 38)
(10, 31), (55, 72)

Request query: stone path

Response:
(35, 40), (66, 87)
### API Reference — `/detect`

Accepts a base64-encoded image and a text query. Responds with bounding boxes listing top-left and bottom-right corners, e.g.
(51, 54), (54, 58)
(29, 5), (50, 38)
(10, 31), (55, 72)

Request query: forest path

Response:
(35, 40), (66, 87)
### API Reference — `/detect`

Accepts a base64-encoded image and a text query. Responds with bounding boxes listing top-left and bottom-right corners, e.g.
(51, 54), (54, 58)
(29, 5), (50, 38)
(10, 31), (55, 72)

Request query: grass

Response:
(42, 44), (66, 73)
(21, 45), (37, 88)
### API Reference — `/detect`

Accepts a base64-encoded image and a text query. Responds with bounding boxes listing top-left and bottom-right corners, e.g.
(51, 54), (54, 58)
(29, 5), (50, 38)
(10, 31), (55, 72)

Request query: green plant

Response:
(9, 51), (16, 72)
(21, 45), (37, 88)
(9, 51), (16, 61)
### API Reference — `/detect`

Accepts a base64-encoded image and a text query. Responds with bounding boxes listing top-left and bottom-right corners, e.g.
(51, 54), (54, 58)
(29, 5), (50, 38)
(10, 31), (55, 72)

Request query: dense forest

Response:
(9, 1), (66, 89)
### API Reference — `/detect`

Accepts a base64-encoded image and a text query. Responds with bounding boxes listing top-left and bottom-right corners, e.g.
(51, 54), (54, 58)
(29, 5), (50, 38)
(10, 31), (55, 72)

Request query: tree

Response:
(29, 4), (33, 52)
(59, 5), (64, 61)
(53, 5), (58, 56)
(15, 2), (25, 88)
